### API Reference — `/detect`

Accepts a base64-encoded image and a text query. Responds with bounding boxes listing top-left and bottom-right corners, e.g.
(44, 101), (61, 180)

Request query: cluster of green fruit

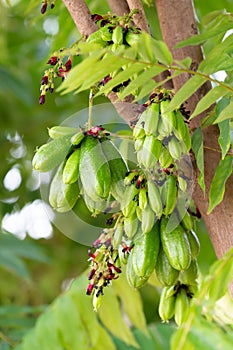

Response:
(122, 93), (199, 325)
(32, 91), (200, 326)
(32, 124), (128, 215)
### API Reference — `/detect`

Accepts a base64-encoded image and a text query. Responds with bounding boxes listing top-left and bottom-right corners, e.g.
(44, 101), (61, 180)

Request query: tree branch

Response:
(156, 0), (233, 295)
(126, 0), (150, 33)
(62, 0), (98, 36)
(107, 0), (130, 16)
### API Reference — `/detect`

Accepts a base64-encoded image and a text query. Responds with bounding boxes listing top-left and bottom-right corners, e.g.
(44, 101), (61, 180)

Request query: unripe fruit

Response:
(112, 223), (123, 249)
(160, 217), (192, 271)
(126, 252), (148, 288)
(62, 148), (81, 184)
(139, 187), (148, 210)
(158, 286), (176, 322)
(141, 203), (155, 234)
(124, 213), (139, 239)
(132, 221), (160, 279)
(179, 259), (198, 285)
(32, 135), (72, 172)
(174, 289), (190, 326)
(155, 247), (179, 286)
(168, 137), (182, 160)
(186, 230), (200, 259)
(143, 102), (160, 136)
(162, 175), (178, 217)
(48, 126), (78, 139)
(121, 184), (138, 218)
(159, 147), (173, 169)
(79, 136), (111, 201)
(71, 131), (85, 146)
(49, 163), (80, 212)
(147, 180), (163, 219)
(101, 139), (128, 202)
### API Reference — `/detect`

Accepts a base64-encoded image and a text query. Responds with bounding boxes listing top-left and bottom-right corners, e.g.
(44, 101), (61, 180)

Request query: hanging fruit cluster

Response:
(33, 90), (200, 326)
(32, 124), (128, 214)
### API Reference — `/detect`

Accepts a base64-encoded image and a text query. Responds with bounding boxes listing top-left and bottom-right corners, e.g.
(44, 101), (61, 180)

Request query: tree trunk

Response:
(156, 0), (233, 295)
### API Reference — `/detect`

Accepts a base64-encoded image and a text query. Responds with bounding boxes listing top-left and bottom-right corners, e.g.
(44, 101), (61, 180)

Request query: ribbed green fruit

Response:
(32, 135), (72, 172)
(155, 247), (179, 286)
(160, 217), (192, 271)
(79, 136), (111, 201)
(174, 289), (190, 326)
(132, 221), (160, 278)
(62, 148), (81, 184)
(49, 163), (80, 212)
(101, 139), (128, 202)
(158, 286), (176, 322)
(48, 126), (78, 139)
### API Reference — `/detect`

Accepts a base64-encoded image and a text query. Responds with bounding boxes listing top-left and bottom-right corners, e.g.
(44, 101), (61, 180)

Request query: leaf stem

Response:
(109, 132), (133, 140)
(88, 89), (94, 129)
(203, 145), (233, 156)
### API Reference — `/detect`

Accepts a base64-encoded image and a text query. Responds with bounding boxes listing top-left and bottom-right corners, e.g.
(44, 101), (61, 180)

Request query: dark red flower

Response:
(91, 14), (103, 23)
(65, 59), (72, 71)
(39, 95), (45, 105)
(47, 56), (58, 65)
(88, 268), (96, 280)
(86, 282), (94, 295)
(41, 2), (47, 14)
(41, 75), (48, 85)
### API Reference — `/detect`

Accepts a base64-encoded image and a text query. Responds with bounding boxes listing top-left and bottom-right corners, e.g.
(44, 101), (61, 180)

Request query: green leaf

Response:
(94, 325), (117, 350)
(77, 54), (130, 93)
(165, 75), (206, 112)
(36, 312), (63, 350)
(0, 250), (30, 281)
(190, 86), (229, 119)
(174, 57), (192, 69)
(187, 315), (233, 350)
(57, 52), (104, 94)
(98, 287), (139, 348)
(96, 62), (147, 96)
(114, 324), (175, 350)
(218, 119), (231, 159)
(207, 156), (232, 214)
(213, 99), (233, 124)
(175, 20), (233, 48)
(192, 128), (205, 193)
(150, 37), (173, 65)
(171, 247), (233, 350)
(21, 331), (42, 350)
(113, 274), (148, 334)
(54, 295), (89, 349)
(70, 275), (100, 347)
(118, 65), (166, 100)
(133, 79), (157, 102)
(208, 247), (233, 301)
(0, 234), (50, 263)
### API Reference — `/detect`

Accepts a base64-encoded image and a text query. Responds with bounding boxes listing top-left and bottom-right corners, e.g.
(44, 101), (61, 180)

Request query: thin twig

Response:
(126, 0), (150, 33)
(62, 0), (98, 36)
(107, 0), (130, 16)
(204, 146), (233, 156)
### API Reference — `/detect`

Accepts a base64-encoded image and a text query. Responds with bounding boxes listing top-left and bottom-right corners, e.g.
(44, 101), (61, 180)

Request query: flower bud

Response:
(39, 95), (45, 105)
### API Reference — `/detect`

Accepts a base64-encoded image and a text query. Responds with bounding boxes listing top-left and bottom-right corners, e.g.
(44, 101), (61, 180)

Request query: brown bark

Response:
(156, 0), (233, 295)
(107, 0), (130, 16)
(62, 0), (98, 36)
(126, 0), (150, 33)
